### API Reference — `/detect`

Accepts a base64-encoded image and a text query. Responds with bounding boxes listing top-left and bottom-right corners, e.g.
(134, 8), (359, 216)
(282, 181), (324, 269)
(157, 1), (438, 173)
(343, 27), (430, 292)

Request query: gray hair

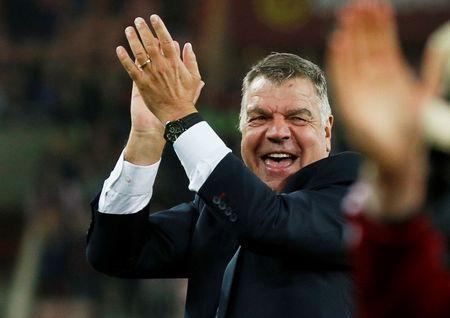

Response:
(239, 52), (331, 131)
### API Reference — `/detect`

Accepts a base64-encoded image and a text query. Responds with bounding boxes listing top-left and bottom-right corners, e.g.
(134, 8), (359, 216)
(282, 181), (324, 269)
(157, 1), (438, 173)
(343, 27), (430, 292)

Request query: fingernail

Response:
(116, 46), (123, 55)
(186, 42), (192, 51)
(125, 26), (133, 35)
(150, 14), (159, 24)
(135, 17), (144, 26)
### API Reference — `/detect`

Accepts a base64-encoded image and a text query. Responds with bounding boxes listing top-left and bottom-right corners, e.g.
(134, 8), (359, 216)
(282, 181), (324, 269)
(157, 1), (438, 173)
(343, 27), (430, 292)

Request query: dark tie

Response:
(216, 246), (241, 318)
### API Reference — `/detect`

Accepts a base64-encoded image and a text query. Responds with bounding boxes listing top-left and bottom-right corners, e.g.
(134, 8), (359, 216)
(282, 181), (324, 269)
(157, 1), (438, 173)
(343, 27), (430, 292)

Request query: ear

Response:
(325, 115), (333, 153)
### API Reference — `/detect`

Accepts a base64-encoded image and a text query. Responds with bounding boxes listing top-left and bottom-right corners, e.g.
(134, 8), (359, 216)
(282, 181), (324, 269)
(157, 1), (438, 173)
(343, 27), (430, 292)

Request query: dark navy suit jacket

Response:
(87, 151), (361, 317)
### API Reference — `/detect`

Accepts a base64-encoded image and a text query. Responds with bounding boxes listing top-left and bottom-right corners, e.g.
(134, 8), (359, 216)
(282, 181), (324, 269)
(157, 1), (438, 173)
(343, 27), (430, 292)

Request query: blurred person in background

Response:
(86, 13), (362, 318)
(327, 0), (450, 317)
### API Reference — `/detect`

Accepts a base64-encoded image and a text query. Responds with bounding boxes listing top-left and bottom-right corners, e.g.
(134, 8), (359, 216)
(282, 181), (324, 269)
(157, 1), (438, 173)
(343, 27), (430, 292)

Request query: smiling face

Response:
(240, 76), (333, 192)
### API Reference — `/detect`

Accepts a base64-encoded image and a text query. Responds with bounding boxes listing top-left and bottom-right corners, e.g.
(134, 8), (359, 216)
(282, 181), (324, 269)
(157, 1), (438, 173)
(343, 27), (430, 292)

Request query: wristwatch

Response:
(164, 112), (204, 143)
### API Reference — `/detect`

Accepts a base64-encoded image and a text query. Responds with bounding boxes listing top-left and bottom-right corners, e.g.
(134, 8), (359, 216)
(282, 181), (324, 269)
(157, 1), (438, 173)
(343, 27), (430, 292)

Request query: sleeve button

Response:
(212, 196), (220, 204)
(225, 208), (232, 216)
(219, 202), (227, 210)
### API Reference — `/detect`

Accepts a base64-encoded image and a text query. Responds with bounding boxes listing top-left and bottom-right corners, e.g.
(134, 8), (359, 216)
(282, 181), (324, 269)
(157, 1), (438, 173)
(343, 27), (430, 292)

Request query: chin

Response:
(265, 179), (286, 193)
(251, 163), (290, 192)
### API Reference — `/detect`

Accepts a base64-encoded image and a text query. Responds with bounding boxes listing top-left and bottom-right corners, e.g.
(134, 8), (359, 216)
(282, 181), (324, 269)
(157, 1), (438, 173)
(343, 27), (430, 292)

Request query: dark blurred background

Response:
(0, 0), (448, 317)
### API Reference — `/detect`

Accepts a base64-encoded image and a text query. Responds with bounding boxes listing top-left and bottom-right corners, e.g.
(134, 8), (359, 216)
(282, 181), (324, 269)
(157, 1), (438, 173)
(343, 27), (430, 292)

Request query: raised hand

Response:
(327, 0), (428, 216)
(328, 0), (424, 174)
(117, 15), (204, 124)
(130, 81), (164, 135)
(124, 81), (166, 165)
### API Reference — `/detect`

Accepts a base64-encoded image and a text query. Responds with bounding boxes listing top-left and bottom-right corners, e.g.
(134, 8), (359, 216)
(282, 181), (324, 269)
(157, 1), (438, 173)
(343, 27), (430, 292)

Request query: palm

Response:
(340, 61), (419, 170)
(130, 82), (164, 135)
(328, 2), (422, 174)
(116, 15), (204, 123)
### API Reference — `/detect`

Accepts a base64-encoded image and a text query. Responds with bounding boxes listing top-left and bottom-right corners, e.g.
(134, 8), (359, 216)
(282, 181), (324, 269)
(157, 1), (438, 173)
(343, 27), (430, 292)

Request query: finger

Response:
(359, 1), (382, 59)
(335, 3), (353, 61)
(125, 26), (149, 66)
(345, 2), (373, 76)
(352, 1), (368, 60)
(152, 38), (163, 56)
(327, 28), (359, 112)
(149, 14), (177, 58)
(336, 0), (352, 28)
(183, 42), (201, 78)
(377, 1), (402, 59)
(327, 31), (349, 93)
(174, 40), (181, 58)
(116, 46), (141, 81)
(360, 0), (401, 68)
(134, 17), (161, 62)
(152, 38), (167, 57)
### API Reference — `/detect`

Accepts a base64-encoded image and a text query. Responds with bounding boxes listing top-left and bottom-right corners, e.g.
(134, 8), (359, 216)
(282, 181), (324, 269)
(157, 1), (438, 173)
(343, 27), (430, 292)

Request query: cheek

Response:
(293, 128), (326, 150)
(241, 129), (262, 165)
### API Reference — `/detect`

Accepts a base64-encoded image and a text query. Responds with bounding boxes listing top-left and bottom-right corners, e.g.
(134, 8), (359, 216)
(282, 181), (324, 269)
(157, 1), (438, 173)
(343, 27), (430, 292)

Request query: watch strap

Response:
(164, 112), (204, 143)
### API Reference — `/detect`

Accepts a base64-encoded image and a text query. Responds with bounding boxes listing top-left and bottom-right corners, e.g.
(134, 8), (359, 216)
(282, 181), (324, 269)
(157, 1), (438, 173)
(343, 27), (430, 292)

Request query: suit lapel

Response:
(216, 246), (241, 318)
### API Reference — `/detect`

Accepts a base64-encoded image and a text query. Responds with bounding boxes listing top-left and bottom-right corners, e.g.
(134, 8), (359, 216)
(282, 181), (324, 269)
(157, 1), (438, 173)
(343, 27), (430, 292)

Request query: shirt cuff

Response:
(173, 121), (231, 192)
(98, 150), (160, 214)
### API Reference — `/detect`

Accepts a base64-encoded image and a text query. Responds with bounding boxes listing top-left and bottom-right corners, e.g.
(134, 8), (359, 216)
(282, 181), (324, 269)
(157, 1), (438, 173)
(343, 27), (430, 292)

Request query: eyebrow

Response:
(247, 106), (313, 118)
(246, 106), (271, 117)
(285, 108), (313, 118)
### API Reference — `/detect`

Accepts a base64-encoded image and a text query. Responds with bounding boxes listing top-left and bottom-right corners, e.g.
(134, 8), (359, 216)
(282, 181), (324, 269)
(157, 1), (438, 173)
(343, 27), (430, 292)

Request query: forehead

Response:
(245, 76), (320, 113)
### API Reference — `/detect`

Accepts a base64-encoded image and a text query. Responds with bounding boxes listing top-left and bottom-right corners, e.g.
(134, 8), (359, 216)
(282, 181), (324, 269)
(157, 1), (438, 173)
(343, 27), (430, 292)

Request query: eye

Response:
(248, 115), (267, 126)
(290, 116), (307, 124)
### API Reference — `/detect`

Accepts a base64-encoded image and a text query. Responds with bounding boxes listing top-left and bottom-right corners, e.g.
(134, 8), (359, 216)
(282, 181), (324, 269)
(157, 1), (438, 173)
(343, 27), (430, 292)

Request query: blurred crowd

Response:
(0, 1), (198, 317)
(0, 0), (448, 317)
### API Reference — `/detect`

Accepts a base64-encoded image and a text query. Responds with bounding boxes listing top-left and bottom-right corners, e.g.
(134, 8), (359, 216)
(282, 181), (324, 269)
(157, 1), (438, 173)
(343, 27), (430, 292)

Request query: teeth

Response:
(267, 153), (291, 159)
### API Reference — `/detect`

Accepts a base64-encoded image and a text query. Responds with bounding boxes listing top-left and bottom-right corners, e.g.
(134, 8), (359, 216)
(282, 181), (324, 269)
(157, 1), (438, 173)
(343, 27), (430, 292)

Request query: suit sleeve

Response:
(349, 213), (450, 318)
(197, 153), (352, 265)
(86, 194), (198, 279)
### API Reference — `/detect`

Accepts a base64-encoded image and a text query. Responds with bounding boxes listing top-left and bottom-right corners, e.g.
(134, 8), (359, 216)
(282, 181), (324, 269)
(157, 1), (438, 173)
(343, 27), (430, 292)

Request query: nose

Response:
(266, 117), (291, 143)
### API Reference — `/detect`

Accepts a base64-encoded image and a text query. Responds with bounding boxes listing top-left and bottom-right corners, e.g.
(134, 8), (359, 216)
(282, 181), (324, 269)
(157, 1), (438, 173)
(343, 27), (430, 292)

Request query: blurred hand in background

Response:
(327, 0), (429, 218)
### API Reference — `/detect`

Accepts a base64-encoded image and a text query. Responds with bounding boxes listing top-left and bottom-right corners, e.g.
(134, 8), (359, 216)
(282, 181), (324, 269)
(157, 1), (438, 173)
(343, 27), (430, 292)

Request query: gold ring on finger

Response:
(138, 59), (151, 69)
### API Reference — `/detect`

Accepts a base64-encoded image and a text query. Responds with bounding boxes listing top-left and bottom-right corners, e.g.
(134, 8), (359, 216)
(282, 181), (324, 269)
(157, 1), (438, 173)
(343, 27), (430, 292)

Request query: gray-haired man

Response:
(87, 14), (360, 318)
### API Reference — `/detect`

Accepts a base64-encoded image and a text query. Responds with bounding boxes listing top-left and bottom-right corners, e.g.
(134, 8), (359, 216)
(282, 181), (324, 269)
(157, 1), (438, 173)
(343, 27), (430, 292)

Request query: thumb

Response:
(193, 81), (205, 104)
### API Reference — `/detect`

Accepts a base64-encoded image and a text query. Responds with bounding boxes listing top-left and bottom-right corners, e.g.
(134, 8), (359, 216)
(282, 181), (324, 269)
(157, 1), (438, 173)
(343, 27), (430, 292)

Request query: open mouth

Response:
(261, 152), (298, 170)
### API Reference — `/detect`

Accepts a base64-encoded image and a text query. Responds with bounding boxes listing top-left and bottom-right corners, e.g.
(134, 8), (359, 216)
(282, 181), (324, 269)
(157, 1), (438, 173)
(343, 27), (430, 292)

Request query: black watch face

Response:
(165, 121), (185, 143)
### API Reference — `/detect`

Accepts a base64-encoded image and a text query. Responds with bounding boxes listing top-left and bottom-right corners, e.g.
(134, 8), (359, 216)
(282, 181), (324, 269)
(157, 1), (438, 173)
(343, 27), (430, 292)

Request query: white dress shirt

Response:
(98, 121), (232, 214)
